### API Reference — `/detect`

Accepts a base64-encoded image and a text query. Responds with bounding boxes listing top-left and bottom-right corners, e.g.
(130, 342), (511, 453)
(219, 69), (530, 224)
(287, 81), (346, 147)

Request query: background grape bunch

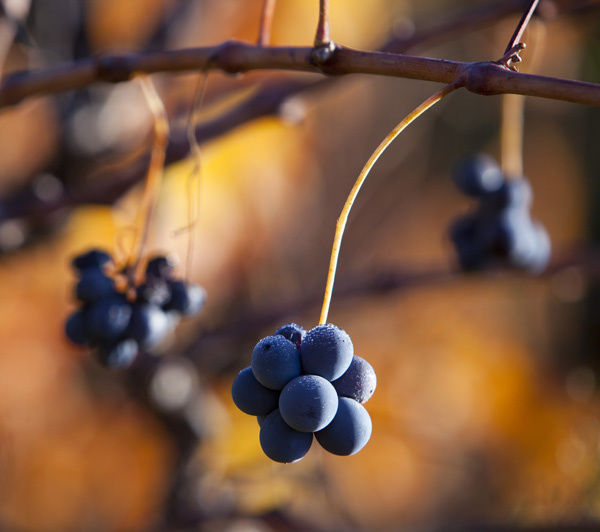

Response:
(232, 323), (376, 463)
(449, 154), (551, 273)
(65, 249), (206, 368)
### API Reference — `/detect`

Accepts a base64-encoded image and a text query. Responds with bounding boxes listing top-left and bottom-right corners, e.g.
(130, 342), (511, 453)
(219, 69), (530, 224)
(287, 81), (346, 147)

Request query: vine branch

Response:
(1, 41), (600, 109)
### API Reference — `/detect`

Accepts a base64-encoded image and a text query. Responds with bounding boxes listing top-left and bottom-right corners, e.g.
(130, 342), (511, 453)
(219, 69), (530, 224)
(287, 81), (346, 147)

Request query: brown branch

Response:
(186, 244), (600, 368)
(1, 41), (600, 109)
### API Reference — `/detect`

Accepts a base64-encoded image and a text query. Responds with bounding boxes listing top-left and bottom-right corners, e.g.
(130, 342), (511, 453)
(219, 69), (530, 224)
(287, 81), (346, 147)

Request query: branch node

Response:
(311, 41), (336, 66)
(96, 54), (135, 83)
(215, 40), (249, 75)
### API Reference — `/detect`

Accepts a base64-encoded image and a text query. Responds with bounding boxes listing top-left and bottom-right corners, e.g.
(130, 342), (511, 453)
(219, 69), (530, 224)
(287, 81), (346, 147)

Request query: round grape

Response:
(137, 278), (171, 307)
(452, 154), (504, 197)
(527, 222), (551, 273)
(65, 309), (89, 346)
(85, 295), (132, 343)
(300, 324), (354, 381)
(449, 213), (488, 271)
(128, 303), (170, 349)
(71, 249), (112, 273)
(75, 270), (115, 302)
(274, 323), (306, 350)
(163, 280), (206, 317)
(251, 335), (301, 390)
(332, 355), (377, 404)
(259, 409), (313, 463)
(146, 254), (177, 280)
(479, 177), (532, 212)
(231, 366), (280, 416)
(315, 397), (372, 456)
(279, 375), (338, 433)
(96, 338), (139, 369)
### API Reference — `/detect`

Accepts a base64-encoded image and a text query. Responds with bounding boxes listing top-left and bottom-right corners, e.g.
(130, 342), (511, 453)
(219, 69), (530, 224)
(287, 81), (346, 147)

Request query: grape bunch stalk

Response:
(449, 154), (551, 273)
(65, 249), (207, 368)
(231, 323), (376, 463)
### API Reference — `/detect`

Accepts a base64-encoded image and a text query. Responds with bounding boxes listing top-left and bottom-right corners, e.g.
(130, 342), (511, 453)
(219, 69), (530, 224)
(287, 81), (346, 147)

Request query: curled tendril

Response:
(496, 43), (527, 72)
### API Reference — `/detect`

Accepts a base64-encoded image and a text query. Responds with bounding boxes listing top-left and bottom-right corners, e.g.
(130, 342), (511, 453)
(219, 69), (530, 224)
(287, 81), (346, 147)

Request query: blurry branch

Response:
(1, 41), (600, 108)
(186, 246), (600, 368)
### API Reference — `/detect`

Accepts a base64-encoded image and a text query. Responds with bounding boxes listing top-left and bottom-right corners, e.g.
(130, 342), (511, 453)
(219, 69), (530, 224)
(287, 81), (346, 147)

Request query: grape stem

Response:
(257, 0), (277, 46)
(183, 72), (208, 281)
(132, 75), (170, 285)
(500, 18), (545, 178)
(315, 0), (331, 47)
(318, 80), (463, 326)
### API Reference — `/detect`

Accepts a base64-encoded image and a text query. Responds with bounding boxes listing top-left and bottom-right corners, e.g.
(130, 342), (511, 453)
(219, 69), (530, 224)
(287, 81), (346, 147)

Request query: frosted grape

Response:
(332, 355), (377, 404)
(300, 324), (353, 381)
(231, 366), (280, 416)
(251, 335), (301, 390)
(279, 375), (338, 433)
(259, 409), (313, 463)
(316, 397), (372, 456)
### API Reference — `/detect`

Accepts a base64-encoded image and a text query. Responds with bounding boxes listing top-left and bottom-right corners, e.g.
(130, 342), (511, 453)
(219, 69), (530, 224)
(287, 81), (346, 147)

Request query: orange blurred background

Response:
(0, 1), (599, 531)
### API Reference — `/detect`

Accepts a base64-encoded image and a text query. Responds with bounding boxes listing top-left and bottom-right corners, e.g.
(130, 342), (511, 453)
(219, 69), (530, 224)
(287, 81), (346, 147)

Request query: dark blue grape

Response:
(65, 309), (89, 345)
(163, 280), (206, 316)
(231, 366), (280, 416)
(332, 356), (377, 404)
(479, 177), (532, 212)
(274, 323), (306, 350)
(279, 375), (338, 432)
(452, 154), (504, 197)
(127, 303), (170, 349)
(75, 270), (115, 302)
(300, 324), (353, 381)
(136, 278), (172, 307)
(146, 255), (177, 280)
(492, 210), (551, 272)
(251, 335), (301, 390)
(96, 339), (138, 369)
(71, 249), (112, 273)
(85, 295), (132, 343)
(449, 213), (488, 271)
(527, 222), (551, 273)
(259, 409), (313, 463)
(315, 397), (372, 456)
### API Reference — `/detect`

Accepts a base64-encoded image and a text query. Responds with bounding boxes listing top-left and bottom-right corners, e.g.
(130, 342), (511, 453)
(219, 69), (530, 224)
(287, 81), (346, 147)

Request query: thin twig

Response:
(504, 0), (540, 55)
(132, 76), (169, 284)
(257, 0), (277, 46)
(315, 0), (331, 47)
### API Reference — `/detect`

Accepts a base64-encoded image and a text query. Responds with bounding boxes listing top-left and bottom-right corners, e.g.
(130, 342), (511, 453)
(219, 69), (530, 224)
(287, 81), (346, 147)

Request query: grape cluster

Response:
(231, 323), (376, 463)
(449, 154), (551, 272)
(65, 249), (206, 369)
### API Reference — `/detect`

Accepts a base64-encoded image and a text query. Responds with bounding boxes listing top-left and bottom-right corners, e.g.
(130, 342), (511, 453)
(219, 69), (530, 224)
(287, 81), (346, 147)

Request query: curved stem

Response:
(132, 76), (169, 285)
(318, 80), (463, 325)
(184, 72), (208, 280)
